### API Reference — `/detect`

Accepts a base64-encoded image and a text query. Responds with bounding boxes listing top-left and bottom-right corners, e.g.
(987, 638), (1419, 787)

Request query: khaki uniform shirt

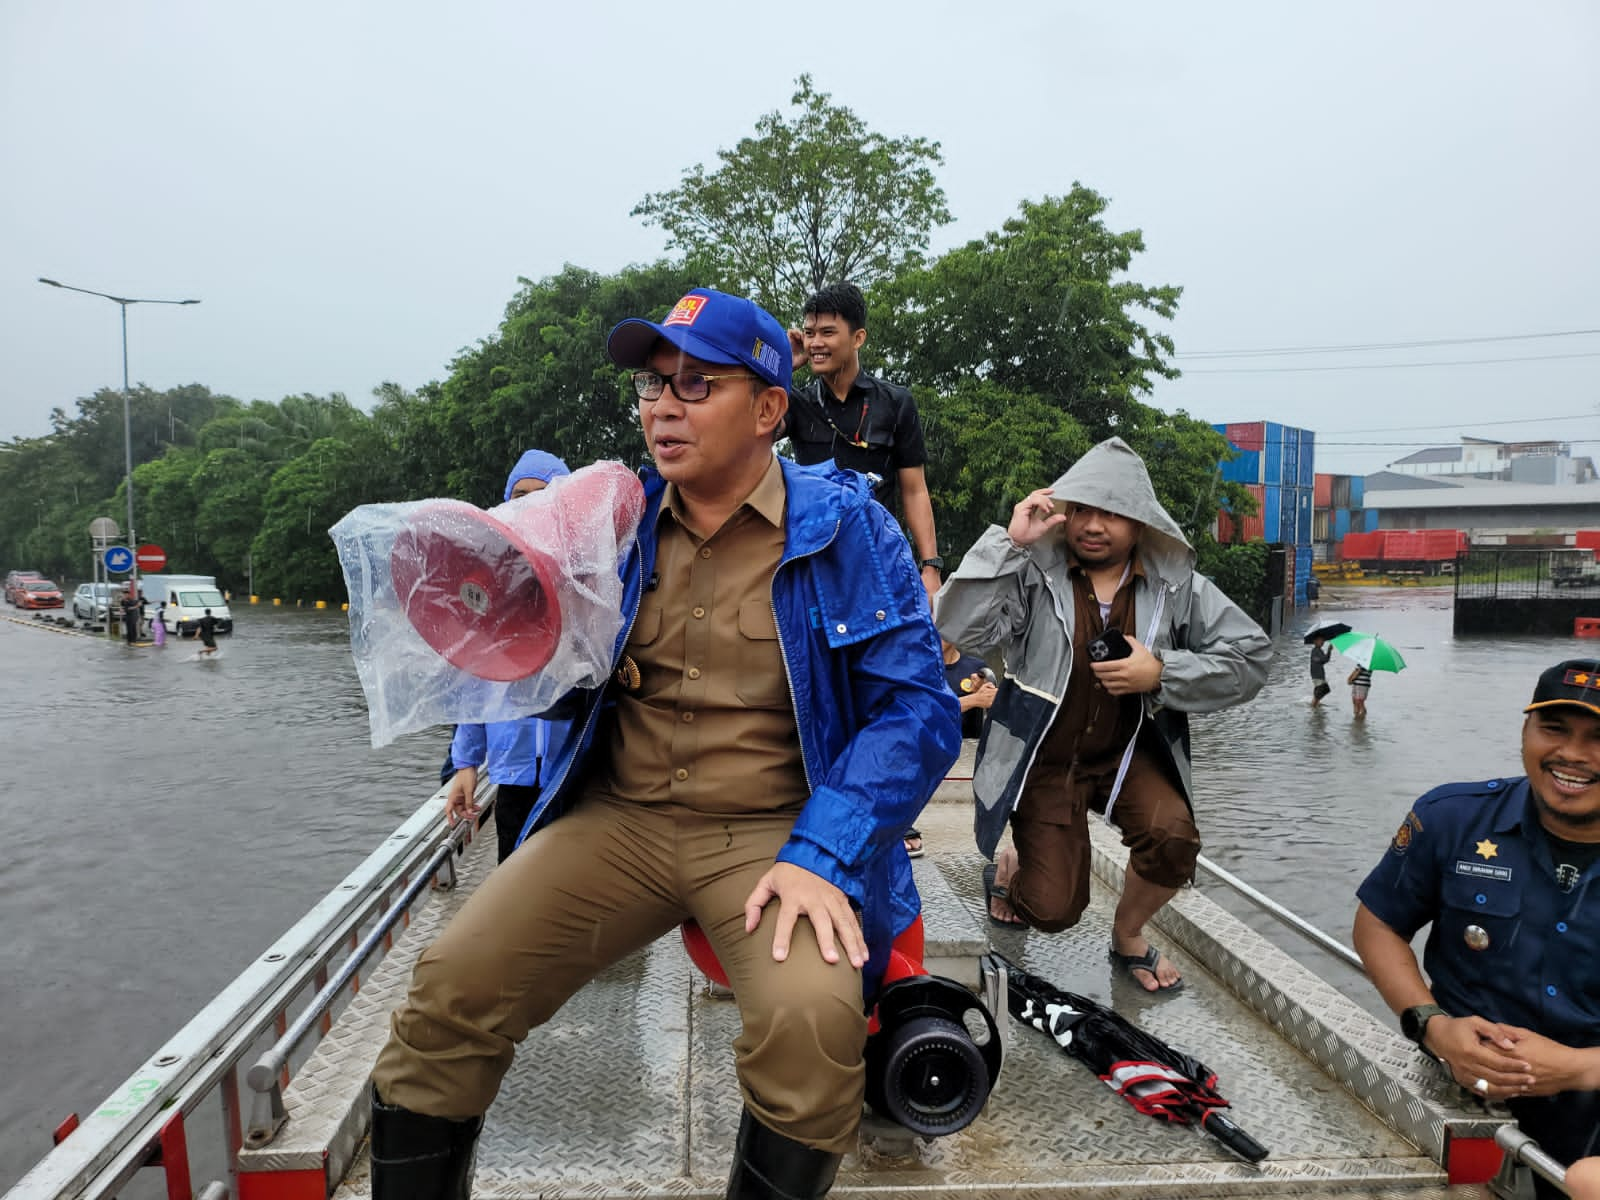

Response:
(585, 456), (808, 814)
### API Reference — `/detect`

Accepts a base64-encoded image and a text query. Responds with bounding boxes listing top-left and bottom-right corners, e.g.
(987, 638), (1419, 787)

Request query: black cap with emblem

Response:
(1524, 660), (1600, 718)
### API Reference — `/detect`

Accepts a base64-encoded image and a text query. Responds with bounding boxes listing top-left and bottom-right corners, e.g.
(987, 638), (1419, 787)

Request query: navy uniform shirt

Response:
(1357, 777), (1600, 1048)
(787, 372), (927, 517)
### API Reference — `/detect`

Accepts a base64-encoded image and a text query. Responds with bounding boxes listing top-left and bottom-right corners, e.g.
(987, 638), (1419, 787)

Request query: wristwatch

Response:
(919, 557), (945, 572)
(1400, 1003), (1448, 1047)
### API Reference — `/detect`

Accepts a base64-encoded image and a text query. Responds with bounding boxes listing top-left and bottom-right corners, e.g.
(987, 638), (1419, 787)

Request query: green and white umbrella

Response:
(1329, 630), (1407, 674)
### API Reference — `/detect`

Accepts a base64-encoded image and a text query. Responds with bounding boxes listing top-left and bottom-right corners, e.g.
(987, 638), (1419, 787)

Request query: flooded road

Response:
(0, 586), (1587, 1190)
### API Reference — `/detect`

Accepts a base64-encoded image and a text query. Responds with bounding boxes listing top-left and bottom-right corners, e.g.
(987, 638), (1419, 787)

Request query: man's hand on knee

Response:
(743, 863), (867, 969)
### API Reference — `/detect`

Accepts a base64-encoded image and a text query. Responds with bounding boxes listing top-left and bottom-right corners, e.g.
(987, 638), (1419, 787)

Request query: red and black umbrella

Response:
(990, 953), (1268, 1163)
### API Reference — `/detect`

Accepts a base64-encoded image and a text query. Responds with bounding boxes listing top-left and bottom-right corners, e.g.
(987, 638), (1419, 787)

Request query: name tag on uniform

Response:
(1454, 861), (1513, 881)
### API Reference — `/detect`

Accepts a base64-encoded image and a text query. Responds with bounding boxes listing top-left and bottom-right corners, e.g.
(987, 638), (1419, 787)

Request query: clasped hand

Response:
(1427, 1015), (1587, 1097)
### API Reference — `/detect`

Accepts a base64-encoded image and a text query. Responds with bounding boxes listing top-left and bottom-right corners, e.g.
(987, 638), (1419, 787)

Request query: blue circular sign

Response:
(104, 545), (135, 573)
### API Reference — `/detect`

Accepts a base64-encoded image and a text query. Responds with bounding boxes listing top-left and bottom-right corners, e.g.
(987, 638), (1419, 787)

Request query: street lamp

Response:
(38, 277), (200, 597)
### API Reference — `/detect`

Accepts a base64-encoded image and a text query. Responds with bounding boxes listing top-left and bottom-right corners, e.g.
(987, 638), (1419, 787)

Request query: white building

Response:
(1386, 437), (1595, 484)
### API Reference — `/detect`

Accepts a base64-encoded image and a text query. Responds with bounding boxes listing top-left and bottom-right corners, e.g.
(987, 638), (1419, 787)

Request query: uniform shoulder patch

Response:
(1391, 810), (1424, 854)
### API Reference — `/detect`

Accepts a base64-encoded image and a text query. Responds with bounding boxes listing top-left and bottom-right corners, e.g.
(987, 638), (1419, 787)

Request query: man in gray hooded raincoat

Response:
(935, 438), (1271, 991)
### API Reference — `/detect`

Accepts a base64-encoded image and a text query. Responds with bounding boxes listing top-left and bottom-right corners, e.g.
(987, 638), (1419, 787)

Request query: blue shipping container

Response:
(1350, 476), (1365, 507)
(1219, 449), (1261, 485)
(1363, 508), (1379, 532)
(1280, 487), (1297, 544)
(1262, 484), (1282, 543)
(1296, 490), (1313, 544)
(1334, 508), (1352, 539)
(1299, 431), (1315, 487)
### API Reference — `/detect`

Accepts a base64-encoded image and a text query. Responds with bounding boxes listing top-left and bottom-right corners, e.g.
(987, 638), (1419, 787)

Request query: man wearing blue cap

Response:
(370, 288), (961, 1200)
(1354, 659), (1600, 1190)
(443, 448), (570, 863)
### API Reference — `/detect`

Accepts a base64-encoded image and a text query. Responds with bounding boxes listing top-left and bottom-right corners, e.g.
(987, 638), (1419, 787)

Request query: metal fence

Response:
(1454, 549), (1600, 635)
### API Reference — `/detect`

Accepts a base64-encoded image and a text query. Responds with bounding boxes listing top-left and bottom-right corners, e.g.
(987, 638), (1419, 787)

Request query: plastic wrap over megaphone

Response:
(330, 460), (645, 746)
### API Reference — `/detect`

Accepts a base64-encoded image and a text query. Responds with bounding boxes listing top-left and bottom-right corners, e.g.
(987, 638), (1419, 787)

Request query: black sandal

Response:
(902, 828), (924, 859)
(982, 863), (1026, 928)
(1108, 943), (1184, 992)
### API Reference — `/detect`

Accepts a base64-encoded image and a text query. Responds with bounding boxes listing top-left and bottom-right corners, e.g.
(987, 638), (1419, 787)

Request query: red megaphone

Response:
(389, 461), (645, 682)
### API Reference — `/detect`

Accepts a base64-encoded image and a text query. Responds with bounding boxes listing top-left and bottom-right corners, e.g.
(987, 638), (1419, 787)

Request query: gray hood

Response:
(1049, 437), (1192, 580)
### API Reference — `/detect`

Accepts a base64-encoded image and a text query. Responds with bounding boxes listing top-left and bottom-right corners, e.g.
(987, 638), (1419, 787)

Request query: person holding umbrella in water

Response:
(1304, 621), (1351, 708)
(1328, 629), (1405, 719)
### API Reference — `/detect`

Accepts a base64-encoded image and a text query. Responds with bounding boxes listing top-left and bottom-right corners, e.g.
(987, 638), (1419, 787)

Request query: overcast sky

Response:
(3, 1), (1596, 478)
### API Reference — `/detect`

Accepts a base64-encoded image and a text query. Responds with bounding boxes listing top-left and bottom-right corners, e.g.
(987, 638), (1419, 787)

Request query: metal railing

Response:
(4, 783), (488, 1200)
(1192, 854), (1364, 972)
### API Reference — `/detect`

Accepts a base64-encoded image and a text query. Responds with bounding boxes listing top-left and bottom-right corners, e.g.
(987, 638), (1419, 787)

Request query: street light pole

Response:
(38, 278), (200, 601)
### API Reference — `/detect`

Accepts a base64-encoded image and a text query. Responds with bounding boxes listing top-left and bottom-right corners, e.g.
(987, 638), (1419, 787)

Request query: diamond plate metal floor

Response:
(244, 775), (1499, 1200)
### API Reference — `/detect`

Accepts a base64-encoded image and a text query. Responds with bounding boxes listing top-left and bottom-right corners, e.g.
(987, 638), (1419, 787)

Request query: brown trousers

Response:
(1009, 748), (1201, 932)
(371, 794), (868, 1153)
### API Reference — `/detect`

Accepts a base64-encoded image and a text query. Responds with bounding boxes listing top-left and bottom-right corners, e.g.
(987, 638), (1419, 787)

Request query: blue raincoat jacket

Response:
(513, 457), (961, 999)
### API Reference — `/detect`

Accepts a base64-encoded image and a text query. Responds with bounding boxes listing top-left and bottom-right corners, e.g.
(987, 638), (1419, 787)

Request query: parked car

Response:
(72, 581), (124, 623)
(5, 570), (43, 604)
(17, 579), (64, 609)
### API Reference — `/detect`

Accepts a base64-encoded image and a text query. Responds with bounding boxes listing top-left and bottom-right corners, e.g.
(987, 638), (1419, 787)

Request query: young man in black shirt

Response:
(786, 283), (942, 605)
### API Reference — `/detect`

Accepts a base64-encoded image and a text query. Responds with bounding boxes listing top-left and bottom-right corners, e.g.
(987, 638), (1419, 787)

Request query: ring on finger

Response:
(1474, 1077), (1489, 1094)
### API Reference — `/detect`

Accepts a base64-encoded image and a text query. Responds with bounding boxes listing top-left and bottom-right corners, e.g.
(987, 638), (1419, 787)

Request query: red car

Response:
(17, 579), (64, 609)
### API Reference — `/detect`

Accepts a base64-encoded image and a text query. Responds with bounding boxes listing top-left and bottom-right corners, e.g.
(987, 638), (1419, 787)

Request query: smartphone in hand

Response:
(1086, 628), (1133, 662)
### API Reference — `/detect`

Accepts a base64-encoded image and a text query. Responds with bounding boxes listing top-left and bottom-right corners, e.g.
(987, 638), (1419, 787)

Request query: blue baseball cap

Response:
(606, 288), (791, 388)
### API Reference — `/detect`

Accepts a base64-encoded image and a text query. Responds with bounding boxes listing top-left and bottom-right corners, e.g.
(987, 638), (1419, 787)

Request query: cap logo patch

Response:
(752, 339), (781, 376)
(1564, 669), (1595, 688)
(663, 295), (707, 327)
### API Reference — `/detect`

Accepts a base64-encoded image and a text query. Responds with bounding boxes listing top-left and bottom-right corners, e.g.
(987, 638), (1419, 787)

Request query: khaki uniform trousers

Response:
(1009, 748), (1201, 933)
(371, 794), (868, 1154)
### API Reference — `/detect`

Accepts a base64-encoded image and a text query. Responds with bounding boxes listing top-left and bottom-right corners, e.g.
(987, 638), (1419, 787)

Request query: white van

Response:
(141, 574), (235, 635)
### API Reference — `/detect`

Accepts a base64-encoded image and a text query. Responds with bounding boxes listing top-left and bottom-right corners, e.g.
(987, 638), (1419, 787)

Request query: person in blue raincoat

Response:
(370, 287), (961, 1200)
(444, 448), (570, 863)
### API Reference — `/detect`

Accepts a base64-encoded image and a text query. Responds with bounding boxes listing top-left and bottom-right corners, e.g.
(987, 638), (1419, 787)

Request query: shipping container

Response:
(1331, 475), (1352, 510)
(1219, 449), (1262, 485)
(1575, 530), (1600, 561)
(1296, 490), (1313, 544)
(1340, 531), (1384, 561)
(1314, 473), (1334, 509)
(1216, 483), (1266, 543)
(1262, 483), (1282, 543)
(1313, 509), (1330, 542)
(1333, 508), (1352, 540)
(1298, 431), (1315, 487)
(1350, 477), (1365, 508)
(1363, 508), (1378, 532)
(1223, 420), (1266, 452)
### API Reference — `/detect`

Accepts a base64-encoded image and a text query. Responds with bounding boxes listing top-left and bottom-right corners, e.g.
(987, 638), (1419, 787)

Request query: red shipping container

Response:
(1574, 531), (1600, 562)
(1225, 421), (1266, 452)
(1314, 473), (1334, 508)
(1340, 531), (1383, 561)
(1216, 483), (1266, 543)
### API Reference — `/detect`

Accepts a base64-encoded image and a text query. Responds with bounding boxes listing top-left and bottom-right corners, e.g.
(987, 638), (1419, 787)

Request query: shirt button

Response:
(1486, 781), (1499, 790)
(674, 768), (689, 781)
(1557, 921), (1569, 933)
(699, 548), (712, 559)
(835, 623), (848, 634)
(875, 610), (886, 621)
(681, 711), (694, 723)
(692, 606), (706, 619)
(1475, 894), (1487, 905)
(1546, 985), (1558, 998)
(687, 667), (701, 680)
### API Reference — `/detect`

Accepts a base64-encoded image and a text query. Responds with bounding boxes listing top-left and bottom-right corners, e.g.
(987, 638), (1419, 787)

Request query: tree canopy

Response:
(632, 75), (951, 322)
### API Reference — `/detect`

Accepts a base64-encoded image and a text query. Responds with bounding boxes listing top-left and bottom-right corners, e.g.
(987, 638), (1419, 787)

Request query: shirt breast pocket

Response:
(1438, 873), (1521, 958)
(735, 599), (790, 708)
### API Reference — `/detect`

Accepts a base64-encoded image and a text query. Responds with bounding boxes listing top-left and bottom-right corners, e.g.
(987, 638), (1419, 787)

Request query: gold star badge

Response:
(1476, 839), (1498, 860)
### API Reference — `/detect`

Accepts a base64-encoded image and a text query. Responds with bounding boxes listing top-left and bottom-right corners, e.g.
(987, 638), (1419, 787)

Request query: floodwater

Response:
(0, 586), (1588, 1191)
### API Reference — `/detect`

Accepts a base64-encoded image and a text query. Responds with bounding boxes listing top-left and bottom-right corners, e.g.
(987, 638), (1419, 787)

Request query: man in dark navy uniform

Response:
(1354, 659), (1600, 1181)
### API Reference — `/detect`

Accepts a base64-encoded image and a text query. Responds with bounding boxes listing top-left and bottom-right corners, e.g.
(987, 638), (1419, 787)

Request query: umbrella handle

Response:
(1199, 1109), (1268, 1163)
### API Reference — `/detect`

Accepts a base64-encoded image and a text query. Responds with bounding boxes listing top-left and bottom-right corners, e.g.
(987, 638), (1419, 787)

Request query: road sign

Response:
(104, 545), (134, 573)
(136, 543), (167, 571)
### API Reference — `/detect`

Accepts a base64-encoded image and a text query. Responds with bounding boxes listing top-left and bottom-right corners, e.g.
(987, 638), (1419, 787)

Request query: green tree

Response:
(633, 74), (951, 320)
(871, 188), (1181, 441)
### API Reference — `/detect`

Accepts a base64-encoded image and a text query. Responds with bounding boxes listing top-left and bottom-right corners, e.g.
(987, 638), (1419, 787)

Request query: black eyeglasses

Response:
(631, 368), (755, 404)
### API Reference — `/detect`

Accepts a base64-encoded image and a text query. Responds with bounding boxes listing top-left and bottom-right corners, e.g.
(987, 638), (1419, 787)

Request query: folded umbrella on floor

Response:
(988, 953), (1268, 1163)
(1328, 630), (1407, 673)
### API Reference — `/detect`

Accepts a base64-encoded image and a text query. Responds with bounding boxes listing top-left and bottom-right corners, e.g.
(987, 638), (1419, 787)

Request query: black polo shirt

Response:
(786, 371), (927, 515)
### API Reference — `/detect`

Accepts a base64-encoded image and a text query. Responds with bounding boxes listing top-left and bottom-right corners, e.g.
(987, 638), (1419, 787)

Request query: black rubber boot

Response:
(725, 1108), (843, 1200)
(369, 1086), (483, 1200)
